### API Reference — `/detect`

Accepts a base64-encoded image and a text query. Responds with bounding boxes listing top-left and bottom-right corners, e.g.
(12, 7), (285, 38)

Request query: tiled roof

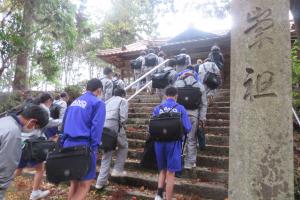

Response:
(97, 39), (168, 56)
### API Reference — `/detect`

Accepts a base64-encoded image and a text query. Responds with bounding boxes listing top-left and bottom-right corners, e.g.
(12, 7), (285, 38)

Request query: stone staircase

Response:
(99, 89), (230, 200)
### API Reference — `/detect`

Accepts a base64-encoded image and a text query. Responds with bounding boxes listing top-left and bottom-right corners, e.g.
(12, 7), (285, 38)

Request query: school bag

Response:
(130, 57), (143, 70)
(23, 137), (56, 162)
(49, 103), (62, 119)
(140, 137), (157, 170)
(203, 64), (221, 90)
(149, 105), (184, 141)
(176, 77), (202, 110)
(145, 53), (158, 67)
(99, 127), (118, 152)
(175, 54), (186, 66)
(45, 145), (91, 184)
(151, 70), (170, 89)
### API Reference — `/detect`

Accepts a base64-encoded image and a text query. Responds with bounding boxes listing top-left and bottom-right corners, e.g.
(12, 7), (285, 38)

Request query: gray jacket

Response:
(100, 76), (113, 101)
(174, 76), (208, 120)
(104, 96), (128, 132)
(0, 116), (22, 196)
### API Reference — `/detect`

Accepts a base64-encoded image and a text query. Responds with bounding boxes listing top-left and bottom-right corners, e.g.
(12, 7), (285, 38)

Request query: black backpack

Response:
(175, 54), (186, 66)
(203, 65), (221, 90)
(149, 105), (184, 142)
(145, 53), (158, 67)
(50, 103), (62, 119)
(177, 78), (202, 110)
(130, 58), (143, 70)
(151, 70), (170, 89)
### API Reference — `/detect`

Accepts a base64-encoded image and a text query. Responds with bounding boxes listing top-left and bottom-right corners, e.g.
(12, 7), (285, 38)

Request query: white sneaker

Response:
(111, 169), (127, 177)
(95, 181), (109, 190)
(184, 163), (196, 170)
(154, 195), (163, 200)
(30, 190), (50, 200)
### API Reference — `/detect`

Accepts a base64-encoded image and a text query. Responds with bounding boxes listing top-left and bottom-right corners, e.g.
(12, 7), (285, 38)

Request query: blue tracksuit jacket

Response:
(63, 92), (106, 151)
(152, 98), (192, 172)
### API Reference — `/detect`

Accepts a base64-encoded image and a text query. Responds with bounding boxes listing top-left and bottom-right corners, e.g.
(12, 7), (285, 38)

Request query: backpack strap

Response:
(167, 104), (178, 114)
(203, 64), (207, 73)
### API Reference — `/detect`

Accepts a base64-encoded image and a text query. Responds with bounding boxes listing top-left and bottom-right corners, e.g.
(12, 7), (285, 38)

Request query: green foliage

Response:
(292, 41), (300, 85)
(64, 85), (83, 103)
(99, 0), (161, 49)
(0, 92), (22, 113)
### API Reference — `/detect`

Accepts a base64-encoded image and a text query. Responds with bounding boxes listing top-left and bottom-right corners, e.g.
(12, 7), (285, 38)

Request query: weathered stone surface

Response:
(229, 0), (294, 199)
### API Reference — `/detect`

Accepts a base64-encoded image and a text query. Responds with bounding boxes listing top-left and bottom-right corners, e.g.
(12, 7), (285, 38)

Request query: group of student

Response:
(0, 45), (224, 200)
(130, 45), (224, 200)
(0, 67), (127, 200)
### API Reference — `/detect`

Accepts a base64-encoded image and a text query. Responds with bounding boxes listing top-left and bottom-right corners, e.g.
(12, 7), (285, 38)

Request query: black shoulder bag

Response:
(177, 78), (202, 110)
(149, 104), (184, 142)
(45, 107), (92, 184)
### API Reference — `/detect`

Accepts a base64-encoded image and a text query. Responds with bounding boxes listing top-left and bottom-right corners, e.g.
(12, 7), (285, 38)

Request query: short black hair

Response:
(114, 88), (126, 97)
(168, 59), (177, 67)
(34, 92), (53, 104)
(103, 67), (113, 75)
(140, 51), (146, 56)
(148, 49), (155, 54)
(21, 104), (49, 128)
(165, 87), (178, 97)
(186, 65), (194, 70)
(158, 51), (165, 57)
(180, 48), (187, 54)
(60, 92), (68, 98)
(86, 78), (103, 92)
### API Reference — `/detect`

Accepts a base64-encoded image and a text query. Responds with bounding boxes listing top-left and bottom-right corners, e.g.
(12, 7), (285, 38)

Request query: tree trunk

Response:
(12, 0), (34, 91)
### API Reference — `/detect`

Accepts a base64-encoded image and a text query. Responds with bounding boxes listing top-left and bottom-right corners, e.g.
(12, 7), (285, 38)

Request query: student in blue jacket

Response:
(62, 78), (106, 200)
(152, 87), (192, 200)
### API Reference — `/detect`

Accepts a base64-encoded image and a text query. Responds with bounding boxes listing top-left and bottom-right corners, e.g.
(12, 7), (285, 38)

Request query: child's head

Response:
(165, 87), (178, 100)
(103, 67), (113, 79)
(86, 78), (103, 97)
(114, 88), (126, 98)
(20, 105), (49, 132)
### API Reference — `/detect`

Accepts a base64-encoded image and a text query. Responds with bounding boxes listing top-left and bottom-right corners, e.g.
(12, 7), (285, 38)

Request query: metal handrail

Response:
(127, 81), (152, 101)
(125, 59), (169, 91)
(293, 107), (300, 127)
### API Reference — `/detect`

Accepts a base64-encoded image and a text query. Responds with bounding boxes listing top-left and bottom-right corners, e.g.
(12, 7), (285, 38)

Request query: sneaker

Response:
(111, 169), (127, 177)
(184, 163), (196, 170)
(30, 190), (50, 200)
(154, 195), (163, 200)
(95, 181), (109, 190)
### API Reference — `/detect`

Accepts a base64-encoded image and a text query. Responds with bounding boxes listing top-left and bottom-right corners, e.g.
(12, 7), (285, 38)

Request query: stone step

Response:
(126, 131), (229, 146)
(127, 149), (229, 170)
(126, 124), (229, 137)
(205, 127), (229, 136)
(130, 106), (230, 114)
(130, 102), (229, 108)
(206, 113), (230, 120)
(120, 159), (228, 184)
(127, 117), (229, 126)
(109, 170), (227, 200)
(129, 96), (230, 104)
(127, 113), (229, 120)
(127, 139), (229, 157)
(92, 184), (156, 200)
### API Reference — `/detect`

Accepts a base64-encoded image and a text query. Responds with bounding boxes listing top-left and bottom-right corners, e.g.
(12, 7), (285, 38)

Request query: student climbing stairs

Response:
(98, 88), (230, 200)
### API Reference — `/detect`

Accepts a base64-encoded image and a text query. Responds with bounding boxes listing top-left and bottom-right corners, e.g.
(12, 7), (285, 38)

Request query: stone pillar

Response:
(229, 0), (294, 199)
